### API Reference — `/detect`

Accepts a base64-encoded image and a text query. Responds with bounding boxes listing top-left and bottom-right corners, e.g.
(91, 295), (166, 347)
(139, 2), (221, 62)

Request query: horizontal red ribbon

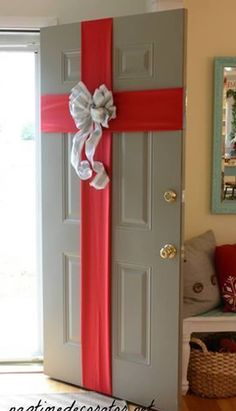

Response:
(41, 87), (183, 133)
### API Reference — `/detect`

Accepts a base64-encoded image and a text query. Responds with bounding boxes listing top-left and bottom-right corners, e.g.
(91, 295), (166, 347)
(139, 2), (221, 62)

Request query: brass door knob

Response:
(160, 244), (177, 259)
(164, 190), (177, 203)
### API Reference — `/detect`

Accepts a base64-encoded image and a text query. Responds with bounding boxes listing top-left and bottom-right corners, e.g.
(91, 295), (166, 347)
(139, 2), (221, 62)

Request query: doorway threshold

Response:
(0, 361), (43, 374)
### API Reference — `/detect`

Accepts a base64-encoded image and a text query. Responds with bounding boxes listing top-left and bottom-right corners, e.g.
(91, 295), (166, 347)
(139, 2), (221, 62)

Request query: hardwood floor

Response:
(0, 372), (235, 411)
(0, 372), (82, 395)
(182, 394), (236, 411)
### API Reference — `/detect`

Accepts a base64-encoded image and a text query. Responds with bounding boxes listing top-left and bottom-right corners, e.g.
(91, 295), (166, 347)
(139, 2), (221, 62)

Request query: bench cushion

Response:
(183, 230), (221, 318)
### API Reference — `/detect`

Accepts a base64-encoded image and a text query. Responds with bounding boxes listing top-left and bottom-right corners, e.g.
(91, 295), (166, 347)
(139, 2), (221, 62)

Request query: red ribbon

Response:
(41, 17), (183, 396)
(42, 88), (183, 133)
(80, 18), (112, 395)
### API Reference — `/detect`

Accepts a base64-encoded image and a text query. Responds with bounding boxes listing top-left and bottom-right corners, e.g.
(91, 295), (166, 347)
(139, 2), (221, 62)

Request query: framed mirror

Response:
(212, 57), (236, 213)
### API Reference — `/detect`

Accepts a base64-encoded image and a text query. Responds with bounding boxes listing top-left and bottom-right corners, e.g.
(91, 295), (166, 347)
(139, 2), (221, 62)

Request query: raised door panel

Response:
(113, 11), (184, 91)
(63, 134), (80, 223)
(63, 254), (81, 345)
(116, 132), (152, 230)
(115, 262), (151, 365)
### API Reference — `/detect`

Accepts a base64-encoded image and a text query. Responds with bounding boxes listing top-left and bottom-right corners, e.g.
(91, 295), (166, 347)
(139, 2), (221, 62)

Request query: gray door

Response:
(41, 10), (186, 411)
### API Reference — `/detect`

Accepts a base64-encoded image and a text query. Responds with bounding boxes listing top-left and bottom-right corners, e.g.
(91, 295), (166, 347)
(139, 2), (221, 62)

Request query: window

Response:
(0, 31), (42, 363)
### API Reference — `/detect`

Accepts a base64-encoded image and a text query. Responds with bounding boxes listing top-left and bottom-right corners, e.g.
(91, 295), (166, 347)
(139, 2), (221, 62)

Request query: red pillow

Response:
(215, 244), (236, 312)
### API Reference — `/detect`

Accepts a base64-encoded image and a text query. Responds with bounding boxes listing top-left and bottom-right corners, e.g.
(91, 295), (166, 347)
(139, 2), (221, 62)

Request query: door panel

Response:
(63, 134), (81, 223)
(112, 132), (183, 410)
(114, 261), (151, 365)
(41, 23), (81, 93)
(111, 12), (185, 408)
(115, 132), (152, 229)
(41, 10), (186, 410)
(113, 11), (184, 90)
(41, 24), (82, 385)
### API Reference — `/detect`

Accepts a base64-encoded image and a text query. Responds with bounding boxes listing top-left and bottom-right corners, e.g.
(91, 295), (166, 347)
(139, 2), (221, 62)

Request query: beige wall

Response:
(0, 0), (146, 24)
(183, 0), (236, 244)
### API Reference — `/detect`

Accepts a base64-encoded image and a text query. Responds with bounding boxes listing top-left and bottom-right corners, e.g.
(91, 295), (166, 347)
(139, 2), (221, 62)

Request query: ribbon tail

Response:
(90, 161), (110, 189)
(85, 123), (110, 189)
(71, 130), (92, 180)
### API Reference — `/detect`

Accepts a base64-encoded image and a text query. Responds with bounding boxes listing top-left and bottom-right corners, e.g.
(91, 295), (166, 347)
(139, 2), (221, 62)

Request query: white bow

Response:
(69, 81), (116, 189)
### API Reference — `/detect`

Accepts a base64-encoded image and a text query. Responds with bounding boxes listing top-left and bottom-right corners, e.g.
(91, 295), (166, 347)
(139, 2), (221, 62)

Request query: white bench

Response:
(182, 307), (236, 394)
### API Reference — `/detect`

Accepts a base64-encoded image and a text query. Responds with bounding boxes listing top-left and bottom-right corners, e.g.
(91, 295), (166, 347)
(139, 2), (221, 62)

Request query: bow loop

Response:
(69, 81), (116, 189)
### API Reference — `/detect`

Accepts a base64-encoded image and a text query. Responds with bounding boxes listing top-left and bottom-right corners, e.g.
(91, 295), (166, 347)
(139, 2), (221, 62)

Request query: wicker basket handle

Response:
(190, 337), (208, 353)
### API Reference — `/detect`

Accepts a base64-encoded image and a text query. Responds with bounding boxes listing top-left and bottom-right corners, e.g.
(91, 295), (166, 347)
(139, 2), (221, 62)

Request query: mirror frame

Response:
(212, 56), (236, 213)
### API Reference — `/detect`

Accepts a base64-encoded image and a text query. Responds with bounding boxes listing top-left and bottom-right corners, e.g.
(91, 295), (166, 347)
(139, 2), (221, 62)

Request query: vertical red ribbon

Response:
(81, 18), (112, 395)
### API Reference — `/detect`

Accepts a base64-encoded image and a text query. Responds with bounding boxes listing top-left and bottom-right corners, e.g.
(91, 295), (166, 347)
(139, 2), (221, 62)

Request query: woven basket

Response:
(188, 337), (236, 398)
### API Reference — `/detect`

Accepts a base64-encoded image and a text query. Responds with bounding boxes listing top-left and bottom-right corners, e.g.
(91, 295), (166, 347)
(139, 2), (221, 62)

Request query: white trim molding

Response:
(0, 16), (58, 30)
(146, 0), (183, 12)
